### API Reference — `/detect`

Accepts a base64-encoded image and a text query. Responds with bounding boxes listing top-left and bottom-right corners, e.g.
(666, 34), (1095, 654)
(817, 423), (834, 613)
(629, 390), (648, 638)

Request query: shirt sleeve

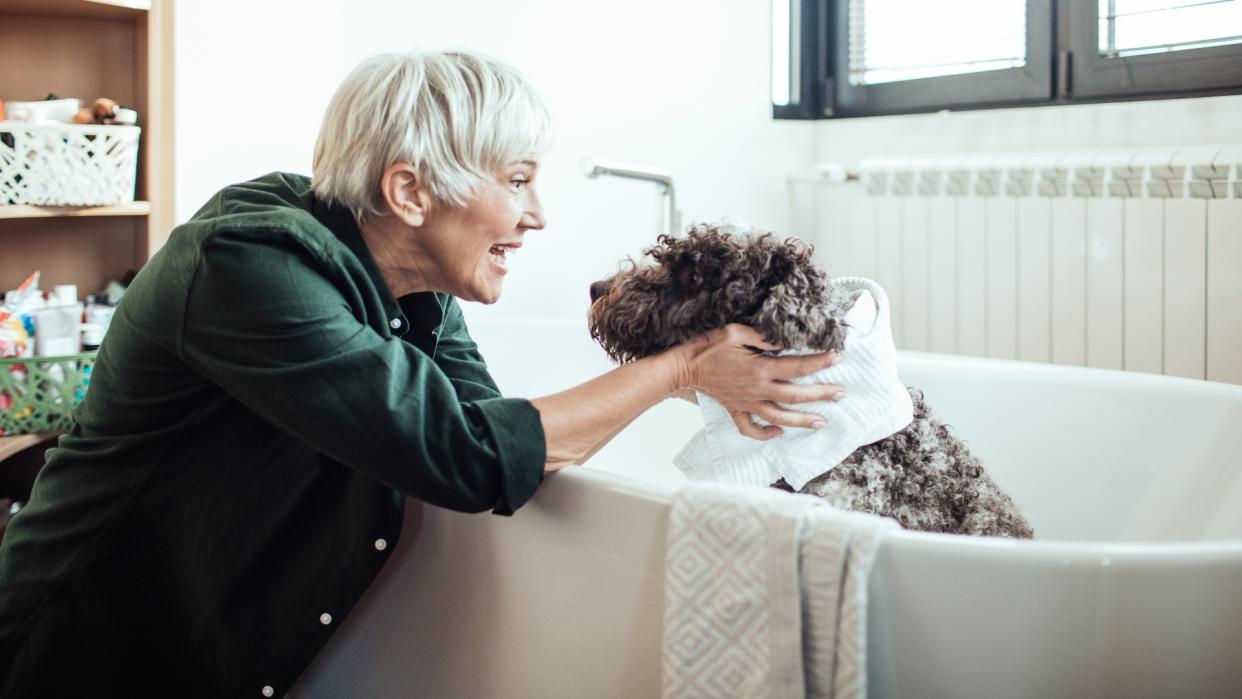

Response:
(432, 298), (504, 403)
(178, 230), (545, 516)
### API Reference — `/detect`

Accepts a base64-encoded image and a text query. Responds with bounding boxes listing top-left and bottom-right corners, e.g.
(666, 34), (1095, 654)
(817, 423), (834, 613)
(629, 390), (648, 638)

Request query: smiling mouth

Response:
(488, 244), (520, 270)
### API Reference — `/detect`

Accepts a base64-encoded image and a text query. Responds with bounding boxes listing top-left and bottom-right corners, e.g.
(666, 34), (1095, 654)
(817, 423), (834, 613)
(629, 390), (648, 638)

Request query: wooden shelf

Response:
(0, 433), (58, 462)
(0, 0), (147, 20)
(0, 0), (173, 293)
(0, 202), (151, 220)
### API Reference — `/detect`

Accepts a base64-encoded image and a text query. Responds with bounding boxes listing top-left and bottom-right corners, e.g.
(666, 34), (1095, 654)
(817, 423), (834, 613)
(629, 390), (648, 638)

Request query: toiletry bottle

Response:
(35, 303), (83, 356)
(82, 294), (115, 351)
(53, 284), (78, 307)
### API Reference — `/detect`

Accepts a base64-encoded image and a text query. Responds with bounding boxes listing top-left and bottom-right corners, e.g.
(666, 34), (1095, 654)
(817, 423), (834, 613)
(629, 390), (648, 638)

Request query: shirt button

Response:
(389, 318), (402, 330)
(261, 686), (274, 697)
(320, 612), (333, 625)
(374, 538), (388, 551)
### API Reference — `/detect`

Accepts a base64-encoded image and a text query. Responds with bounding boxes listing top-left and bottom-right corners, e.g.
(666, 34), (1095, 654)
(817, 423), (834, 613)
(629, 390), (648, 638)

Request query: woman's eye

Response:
(510, 178), (528, 190)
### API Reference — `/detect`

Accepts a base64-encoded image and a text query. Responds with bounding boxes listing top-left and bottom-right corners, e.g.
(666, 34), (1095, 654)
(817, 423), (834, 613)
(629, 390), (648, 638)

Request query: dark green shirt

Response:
(0, 172), (547, 697)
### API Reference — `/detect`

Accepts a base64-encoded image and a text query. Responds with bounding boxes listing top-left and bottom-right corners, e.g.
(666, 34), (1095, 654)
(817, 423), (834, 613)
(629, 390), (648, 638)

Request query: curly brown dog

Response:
(588, 223), (1034, 538)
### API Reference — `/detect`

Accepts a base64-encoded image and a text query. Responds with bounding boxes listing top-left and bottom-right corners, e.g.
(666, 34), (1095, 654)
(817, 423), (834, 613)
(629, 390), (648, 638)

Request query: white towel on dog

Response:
(674, 277), (913, 491)
(662, 482), (898, 699)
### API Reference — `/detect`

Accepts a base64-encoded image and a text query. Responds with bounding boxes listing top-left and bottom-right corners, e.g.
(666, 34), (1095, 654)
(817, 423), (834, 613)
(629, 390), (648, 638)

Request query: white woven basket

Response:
(0, 122), (141, 206)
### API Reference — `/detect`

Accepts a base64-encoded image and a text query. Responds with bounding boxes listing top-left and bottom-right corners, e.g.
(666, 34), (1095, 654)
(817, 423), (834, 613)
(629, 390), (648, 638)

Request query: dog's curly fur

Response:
(588, 223), (1034, 538)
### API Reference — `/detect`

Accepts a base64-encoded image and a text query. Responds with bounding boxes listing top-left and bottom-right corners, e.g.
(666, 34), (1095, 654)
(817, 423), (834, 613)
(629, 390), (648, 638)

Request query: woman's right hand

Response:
(670, 324), (844, 441)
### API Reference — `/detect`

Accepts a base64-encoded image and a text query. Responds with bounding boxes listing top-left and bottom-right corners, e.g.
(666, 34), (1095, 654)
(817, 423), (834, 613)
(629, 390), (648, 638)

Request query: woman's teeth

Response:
(489, 245), (515, 267)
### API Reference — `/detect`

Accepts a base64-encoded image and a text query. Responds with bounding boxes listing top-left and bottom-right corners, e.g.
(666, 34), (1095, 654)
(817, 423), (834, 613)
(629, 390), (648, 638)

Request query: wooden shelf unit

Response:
(0, 202), (152, 220)
(0, 0), (149, 20)
(0, 0), (174, 296)
(0, 434), (57, 463)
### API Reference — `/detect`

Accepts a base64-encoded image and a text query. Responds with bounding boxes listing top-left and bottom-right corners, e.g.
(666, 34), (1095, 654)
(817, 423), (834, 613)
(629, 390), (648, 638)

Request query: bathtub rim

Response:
(471, 316), (1242, 563)
(898, 348), (1242, 398)
(563, 466), (1242, 568)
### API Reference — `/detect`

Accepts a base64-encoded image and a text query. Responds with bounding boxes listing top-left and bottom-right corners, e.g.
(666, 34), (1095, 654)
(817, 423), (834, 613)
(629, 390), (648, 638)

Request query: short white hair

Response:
(312, 50), (552, 220)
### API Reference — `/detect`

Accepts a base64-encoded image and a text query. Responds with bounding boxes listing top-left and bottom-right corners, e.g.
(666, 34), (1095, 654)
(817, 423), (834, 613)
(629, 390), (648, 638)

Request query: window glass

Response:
(847, 0), (1027, 85)
(1099, 0), (1242, 57)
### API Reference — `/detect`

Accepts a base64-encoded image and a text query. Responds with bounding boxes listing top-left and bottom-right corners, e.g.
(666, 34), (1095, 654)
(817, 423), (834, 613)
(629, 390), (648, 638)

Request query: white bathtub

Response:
(293, 318), (1242, 698)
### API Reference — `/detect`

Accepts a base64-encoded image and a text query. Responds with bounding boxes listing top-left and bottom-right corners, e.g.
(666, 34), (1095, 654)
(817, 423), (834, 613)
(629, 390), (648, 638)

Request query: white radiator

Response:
(809, 146), (1242, 384)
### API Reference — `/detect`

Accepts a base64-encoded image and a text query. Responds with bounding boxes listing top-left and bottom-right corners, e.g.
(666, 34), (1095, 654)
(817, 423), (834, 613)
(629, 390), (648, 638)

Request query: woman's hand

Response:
(533, 324), (839, 471)
(670, 324), (843, 441)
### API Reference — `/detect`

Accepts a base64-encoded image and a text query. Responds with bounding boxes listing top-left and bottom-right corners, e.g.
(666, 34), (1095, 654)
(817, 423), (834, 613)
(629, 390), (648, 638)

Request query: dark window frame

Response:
(774, 0), (1242, 119)
(1066, 0), (1242, 99)
(772, 0), (829, 119)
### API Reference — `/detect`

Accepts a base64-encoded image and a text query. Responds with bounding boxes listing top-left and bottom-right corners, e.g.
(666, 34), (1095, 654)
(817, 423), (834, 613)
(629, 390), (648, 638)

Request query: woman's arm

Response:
(532, 324), (842, 470)
(532, 353), (678, 469)
(181, 233), (545, 515)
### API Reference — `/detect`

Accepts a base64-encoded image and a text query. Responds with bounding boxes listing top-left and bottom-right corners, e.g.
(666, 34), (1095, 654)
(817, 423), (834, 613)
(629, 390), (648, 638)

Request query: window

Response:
(1100, 0), (1242, 57)
(1070, 0), (1242, 99)
(771, 0), (1242, 118)
(847, 1), (1027, 85)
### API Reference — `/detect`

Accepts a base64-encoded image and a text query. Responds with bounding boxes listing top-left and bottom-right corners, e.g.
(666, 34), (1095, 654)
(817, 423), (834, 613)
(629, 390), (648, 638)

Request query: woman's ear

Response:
(380, 162), (432, 226)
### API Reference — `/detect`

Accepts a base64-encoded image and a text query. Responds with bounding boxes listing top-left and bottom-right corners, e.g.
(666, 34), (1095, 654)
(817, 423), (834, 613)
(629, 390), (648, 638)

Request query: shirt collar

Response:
(311, 196), (444, 337)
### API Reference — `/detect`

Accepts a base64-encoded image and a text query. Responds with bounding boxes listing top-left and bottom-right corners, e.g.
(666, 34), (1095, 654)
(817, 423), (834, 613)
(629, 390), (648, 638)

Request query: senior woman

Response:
(0, 51), (838, 696)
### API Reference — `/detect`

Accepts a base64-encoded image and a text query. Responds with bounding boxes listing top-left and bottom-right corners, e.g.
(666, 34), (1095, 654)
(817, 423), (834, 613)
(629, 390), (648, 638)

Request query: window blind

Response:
(847, 0), (1027, 86)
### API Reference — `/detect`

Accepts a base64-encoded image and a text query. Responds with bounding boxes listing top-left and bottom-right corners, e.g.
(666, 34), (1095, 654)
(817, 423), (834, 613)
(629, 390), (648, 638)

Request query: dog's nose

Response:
(589, 279), (611, 303)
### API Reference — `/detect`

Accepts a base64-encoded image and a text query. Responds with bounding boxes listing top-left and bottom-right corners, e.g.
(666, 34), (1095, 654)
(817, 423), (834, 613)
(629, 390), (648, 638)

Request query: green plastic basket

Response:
(0, 352), (96, 436)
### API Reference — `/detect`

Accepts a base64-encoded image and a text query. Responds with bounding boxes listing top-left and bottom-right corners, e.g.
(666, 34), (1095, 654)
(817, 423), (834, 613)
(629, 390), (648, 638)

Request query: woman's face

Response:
(421, 160), (545, 304)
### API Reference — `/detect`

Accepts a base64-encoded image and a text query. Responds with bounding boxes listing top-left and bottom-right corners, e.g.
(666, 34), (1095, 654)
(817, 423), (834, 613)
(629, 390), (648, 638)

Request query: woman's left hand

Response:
(669, 324), (843, 440)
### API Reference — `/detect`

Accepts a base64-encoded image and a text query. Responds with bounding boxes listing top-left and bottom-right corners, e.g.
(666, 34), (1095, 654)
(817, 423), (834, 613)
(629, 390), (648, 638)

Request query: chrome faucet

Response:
(580, 157), (682, 236)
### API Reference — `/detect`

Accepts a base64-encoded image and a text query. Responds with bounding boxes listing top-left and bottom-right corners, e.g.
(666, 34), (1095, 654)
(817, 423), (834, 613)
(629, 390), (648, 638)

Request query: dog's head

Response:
(587, 223), (845, 363)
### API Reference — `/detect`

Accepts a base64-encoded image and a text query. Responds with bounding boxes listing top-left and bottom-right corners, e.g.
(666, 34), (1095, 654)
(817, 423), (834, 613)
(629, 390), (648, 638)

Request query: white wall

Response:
(176, 2), (1242, 333)
(173, 0), (815, 323)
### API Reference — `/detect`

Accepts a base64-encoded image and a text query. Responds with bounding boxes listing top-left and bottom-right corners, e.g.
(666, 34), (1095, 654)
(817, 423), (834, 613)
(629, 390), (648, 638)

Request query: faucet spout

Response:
(580, 157), (682, 235)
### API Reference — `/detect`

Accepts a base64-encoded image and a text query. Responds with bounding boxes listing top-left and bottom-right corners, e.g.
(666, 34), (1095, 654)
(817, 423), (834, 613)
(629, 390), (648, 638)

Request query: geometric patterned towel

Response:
(663, 482), (897, 699)
(800, 506), (899, 699)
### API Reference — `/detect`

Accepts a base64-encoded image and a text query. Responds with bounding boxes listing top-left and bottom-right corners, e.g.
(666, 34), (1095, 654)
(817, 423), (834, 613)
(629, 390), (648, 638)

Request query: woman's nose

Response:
(589, 280), (610, 302)
(522, 209), (546, 231)
(522, 190), (547, 231)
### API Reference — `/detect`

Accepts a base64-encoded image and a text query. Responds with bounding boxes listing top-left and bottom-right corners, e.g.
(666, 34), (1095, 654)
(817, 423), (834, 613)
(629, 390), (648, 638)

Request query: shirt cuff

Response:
(472, 397), (546, 516)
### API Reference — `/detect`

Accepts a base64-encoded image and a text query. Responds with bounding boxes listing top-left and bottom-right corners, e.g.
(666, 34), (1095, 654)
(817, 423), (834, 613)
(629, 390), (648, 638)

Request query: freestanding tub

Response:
(293, 318), (1242, 698)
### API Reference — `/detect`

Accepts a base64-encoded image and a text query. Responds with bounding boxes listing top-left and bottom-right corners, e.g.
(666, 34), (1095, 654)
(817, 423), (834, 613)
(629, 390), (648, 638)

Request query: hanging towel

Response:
(663, 482), (898, 699)
(663, 482), (815, 699)
(800, 507), (898, 699)
(674, 277), (913, 491)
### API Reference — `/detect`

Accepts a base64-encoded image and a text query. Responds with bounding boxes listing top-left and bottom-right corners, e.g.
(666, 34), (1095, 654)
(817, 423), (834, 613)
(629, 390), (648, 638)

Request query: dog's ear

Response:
(752, 238), (846, 351)
(753, 283), (845, 352)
